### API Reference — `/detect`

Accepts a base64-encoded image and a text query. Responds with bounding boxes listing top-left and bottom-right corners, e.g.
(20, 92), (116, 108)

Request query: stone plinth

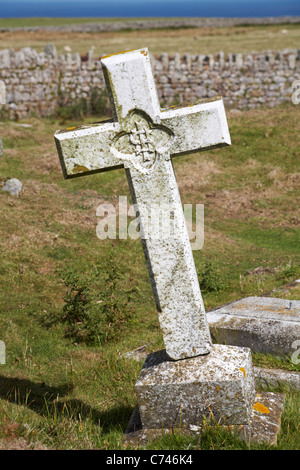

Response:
(135, 344), (256, 429)
(125, 391), (285, 447)
(207, 296), (300, 356)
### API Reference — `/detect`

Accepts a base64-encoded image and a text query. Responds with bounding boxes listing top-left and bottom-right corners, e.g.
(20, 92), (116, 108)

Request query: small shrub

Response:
(197, 261), (226, 293)
(275, 263), (300, 283)
(0, 105), (9, 121)
(53, 254), (136, 345)
(56, 97), (89, 122)
(90, 88), (110, 117)
(56, 88), (111, 123)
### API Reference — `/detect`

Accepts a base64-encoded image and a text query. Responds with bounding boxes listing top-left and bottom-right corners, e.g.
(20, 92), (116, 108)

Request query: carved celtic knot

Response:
(129, 121), (155, 163)
(111, 110), (174, 174)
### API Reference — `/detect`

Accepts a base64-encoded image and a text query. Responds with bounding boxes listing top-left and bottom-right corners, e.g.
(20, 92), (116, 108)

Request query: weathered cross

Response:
(54, 48), (231, 361)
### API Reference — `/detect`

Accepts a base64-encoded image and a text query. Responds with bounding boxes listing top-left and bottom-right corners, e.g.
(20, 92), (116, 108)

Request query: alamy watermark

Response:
(96, 196), (204, 250)
(292, 80), (300, 105)
(0, 341), (5, 364)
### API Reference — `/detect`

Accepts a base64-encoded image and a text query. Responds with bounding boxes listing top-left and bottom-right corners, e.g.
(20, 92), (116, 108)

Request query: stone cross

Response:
(54, 48), (231, 361)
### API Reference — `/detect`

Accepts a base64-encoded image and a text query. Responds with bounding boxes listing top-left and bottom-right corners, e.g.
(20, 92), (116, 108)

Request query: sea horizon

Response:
(0, 0), (299, 19)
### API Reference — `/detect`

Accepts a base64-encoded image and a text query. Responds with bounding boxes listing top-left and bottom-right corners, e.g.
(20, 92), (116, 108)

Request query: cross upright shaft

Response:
(54, 48), (231, 360)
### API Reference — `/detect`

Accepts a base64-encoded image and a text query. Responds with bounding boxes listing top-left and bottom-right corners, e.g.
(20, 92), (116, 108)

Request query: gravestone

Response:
(55, 47), (231, 361)
(207, 296), (300, 356)
(54, 48), (284, 443)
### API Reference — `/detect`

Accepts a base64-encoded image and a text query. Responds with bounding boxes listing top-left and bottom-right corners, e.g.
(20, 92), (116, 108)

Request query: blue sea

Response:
(0, 0), (299, 18)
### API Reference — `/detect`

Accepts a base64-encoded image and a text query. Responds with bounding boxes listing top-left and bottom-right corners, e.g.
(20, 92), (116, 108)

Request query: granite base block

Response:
(125, 391), (285, 447)
(135, 344), (256, 429)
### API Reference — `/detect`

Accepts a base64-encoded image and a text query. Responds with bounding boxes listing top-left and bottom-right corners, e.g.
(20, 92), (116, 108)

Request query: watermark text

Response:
(96, 196), (204, 250)
(0, 341), (5, 364)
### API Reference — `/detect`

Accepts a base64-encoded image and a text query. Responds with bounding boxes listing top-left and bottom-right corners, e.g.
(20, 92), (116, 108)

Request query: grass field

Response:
(0, 101), (299, 450)
(2, 17), (156, 27)
(0, 21), (299, 56)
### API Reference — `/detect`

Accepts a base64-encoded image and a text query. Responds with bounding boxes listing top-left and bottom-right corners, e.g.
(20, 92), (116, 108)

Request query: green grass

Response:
(0, 103), (299, 449)
(0, 17), (169, 28)
(0, 21), (299, 57)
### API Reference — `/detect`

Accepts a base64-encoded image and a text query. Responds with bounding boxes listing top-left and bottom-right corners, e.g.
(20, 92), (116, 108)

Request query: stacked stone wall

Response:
(0, 45), (299, 119)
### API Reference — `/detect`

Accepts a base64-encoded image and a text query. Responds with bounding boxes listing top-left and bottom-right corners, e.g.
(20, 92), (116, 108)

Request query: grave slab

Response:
(126, 378), (285, 447)
(253, 367), (300, 390)
(207, 296), (300, 356)
(239, 391), (285, 446)
(135, 344), (256, 429)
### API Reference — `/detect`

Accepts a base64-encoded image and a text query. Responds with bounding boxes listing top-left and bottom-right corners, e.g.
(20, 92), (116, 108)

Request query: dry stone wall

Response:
(0, 45), (299, 119)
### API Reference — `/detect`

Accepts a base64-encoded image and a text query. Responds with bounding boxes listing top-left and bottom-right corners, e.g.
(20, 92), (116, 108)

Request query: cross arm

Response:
(160, 96), (231, 158)
(54, 120), (123, 178)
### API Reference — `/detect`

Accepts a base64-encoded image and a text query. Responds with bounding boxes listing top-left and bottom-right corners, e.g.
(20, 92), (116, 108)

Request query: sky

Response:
(0, 0), (299, 18)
